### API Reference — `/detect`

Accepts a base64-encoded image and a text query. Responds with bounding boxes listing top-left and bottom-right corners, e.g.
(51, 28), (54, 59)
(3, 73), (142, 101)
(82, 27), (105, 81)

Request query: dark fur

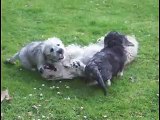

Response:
(85, 31), (133, 95)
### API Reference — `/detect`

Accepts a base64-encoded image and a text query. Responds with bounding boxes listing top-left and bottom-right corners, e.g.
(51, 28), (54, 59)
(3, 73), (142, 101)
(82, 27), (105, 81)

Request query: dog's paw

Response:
(107, 80), (111, 86)
(118, 71), (123, 77)
(71, 61), (80, 68)
(70, 59), (86, 70)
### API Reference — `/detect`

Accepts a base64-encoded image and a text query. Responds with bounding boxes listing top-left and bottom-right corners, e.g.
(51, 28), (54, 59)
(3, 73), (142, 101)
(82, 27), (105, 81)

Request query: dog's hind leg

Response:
(20, 59), (35, 71)
(101, 68), (112, 86)
(5, 52), (19, 64)
(18, 54), (35, 71)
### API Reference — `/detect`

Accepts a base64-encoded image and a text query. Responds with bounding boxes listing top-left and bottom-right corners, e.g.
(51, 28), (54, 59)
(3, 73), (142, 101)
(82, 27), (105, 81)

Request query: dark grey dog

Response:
(85, 32), (134, 95)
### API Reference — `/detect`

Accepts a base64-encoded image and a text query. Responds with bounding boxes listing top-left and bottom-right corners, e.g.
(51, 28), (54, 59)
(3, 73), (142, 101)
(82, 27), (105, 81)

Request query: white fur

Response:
(41, 41), (103, 80)
(124, 35), (139, 65)
(41, 35), (139, 80)
(6, 37), (65, 72)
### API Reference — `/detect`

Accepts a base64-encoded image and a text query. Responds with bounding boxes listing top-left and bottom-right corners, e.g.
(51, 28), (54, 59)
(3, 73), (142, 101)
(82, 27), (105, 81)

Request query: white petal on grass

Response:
(49, 87), (53, 89)
(38, 104), (41, 107)
(64, 96), (70, 100)
(66, 86), (70, 89)
(83, 116), (87, 119)
(42, 84), (45, 87)
(80, 106), (84, 110)
(67, 97), (70, 100)
(40, 97), (44, 100)
(103, 115), (107, 118)
(32, 105), (38, 110)
(29, 94), (33, 97)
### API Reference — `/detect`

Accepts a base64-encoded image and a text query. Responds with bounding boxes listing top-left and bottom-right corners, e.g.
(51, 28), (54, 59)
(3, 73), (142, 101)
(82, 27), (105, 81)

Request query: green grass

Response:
(2, 0), (159, 119)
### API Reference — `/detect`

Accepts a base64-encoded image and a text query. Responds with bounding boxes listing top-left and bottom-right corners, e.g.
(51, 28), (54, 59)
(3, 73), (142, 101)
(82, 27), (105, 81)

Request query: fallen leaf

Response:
(1, 89), (12, 102)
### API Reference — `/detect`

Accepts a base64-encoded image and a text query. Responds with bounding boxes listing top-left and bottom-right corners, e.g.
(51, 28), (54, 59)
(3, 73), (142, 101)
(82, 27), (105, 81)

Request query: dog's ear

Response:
(43, 46), (52, 56)
(123, 39), (134, 46)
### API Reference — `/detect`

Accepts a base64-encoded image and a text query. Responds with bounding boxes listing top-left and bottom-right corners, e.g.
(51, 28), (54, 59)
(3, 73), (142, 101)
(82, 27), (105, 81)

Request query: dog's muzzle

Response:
(57, 48), (64, 60)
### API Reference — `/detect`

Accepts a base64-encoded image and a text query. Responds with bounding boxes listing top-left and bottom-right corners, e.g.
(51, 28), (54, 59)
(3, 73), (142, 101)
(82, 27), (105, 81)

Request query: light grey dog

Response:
(5, 37), (65, 73)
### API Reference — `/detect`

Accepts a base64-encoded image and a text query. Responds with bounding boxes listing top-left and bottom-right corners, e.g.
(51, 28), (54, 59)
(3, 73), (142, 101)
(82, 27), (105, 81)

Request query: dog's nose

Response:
(57, 48), (63, 54)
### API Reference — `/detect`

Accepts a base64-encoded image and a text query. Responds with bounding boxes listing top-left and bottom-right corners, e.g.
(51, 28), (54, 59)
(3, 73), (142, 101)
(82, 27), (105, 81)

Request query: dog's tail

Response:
(4, 52), (19, 64)
(92, 67), (107, 95)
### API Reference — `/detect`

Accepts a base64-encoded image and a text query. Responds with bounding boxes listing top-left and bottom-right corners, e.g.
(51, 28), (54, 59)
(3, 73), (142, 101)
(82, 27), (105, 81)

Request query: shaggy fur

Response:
(41, 33), (138, 80)
(41, 41), (103, 80)
(84, 32), (134, 95)
(5, 37), (65, 73)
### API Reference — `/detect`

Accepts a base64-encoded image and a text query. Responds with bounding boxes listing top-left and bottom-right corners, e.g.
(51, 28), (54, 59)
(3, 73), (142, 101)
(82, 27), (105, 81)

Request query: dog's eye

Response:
(50, 48), (54, 52)
(57, 44), (60, 46)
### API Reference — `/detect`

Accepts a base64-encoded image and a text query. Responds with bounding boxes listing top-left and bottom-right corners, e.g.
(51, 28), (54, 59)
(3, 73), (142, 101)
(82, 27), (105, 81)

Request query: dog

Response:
(41, 33), (138, 81)
(5, 37), (65, 73)
(41, 39), (104, 80)
(84, 32), (134, 95)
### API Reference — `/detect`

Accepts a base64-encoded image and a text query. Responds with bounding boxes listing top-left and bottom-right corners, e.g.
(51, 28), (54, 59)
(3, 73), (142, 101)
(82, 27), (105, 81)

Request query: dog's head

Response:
(43, 37), (66, 62)
(104, 31), (134, 48)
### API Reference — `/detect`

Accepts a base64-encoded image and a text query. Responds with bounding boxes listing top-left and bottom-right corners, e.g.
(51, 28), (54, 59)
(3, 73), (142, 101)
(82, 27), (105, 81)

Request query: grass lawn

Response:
(1, 0), (159, 119)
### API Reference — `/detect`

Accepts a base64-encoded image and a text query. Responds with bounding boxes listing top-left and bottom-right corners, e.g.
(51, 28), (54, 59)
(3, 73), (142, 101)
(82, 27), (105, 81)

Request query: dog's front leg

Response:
(118, 71), (124, 76)
(37, 64), (45, 74)
(37, 56), (45, 74)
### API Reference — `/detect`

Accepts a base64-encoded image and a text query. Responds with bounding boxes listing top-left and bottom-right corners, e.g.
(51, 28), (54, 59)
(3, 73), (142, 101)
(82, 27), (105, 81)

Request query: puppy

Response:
(41, 40), (103, 80)
(84, 32), (134, 95)
(5, 37), (65, 73)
